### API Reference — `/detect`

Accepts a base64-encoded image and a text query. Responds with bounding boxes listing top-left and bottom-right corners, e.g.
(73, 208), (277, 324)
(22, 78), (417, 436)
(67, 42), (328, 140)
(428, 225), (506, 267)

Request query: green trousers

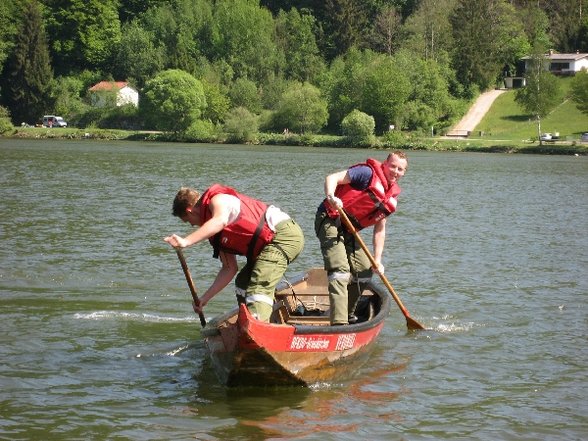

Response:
(314, 209), (372, 325)
(235, 219), (304, 321)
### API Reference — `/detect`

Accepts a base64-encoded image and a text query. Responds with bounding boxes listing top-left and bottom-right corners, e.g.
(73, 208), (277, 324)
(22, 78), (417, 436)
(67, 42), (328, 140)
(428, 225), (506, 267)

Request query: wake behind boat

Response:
(201, 268), (392, 387)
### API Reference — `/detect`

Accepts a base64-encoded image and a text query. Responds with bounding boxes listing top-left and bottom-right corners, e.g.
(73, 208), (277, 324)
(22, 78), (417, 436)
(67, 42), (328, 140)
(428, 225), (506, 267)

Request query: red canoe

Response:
(201, 268), (392, 386)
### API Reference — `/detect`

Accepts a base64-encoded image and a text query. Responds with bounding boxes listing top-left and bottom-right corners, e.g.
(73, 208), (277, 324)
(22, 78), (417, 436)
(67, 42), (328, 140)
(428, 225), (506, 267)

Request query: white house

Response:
(522, 50), (588, 75)
(88, 81), (139, 107)
(505, 50), (588, 89)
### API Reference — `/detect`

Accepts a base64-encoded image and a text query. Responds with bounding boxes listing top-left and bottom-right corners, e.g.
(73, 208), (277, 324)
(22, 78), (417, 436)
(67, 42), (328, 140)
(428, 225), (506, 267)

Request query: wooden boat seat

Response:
(272, 268), (378, 326)
(272, 291), (330, 326)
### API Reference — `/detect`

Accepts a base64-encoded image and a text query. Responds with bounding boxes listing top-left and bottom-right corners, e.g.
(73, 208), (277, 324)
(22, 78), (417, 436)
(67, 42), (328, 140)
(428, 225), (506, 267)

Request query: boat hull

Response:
(202, 269), (391, 386)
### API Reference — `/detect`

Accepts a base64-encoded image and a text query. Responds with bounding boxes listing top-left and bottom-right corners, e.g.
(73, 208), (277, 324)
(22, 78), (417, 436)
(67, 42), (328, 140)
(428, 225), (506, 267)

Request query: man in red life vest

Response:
(164, 184), (304, 322)
(315, 151), (408, 325)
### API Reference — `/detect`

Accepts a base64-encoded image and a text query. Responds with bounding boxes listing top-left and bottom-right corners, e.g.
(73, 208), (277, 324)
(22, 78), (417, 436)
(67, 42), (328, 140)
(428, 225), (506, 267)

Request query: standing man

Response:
(164, 184), (304, 322)
(315, 151), (408, 325)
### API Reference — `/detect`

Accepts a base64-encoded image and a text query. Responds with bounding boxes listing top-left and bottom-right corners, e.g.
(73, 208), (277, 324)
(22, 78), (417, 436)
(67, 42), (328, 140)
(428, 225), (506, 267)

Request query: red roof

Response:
(89, 81), (129, 91)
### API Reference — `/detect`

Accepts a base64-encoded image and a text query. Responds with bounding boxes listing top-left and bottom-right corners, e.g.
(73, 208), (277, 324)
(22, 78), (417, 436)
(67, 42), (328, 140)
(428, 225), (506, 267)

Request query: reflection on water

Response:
(202, 353), (410, 441)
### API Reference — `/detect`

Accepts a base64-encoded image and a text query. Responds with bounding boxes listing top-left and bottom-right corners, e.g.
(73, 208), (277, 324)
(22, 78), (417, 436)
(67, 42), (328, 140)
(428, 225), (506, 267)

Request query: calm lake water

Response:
(0, 138), (586, 441)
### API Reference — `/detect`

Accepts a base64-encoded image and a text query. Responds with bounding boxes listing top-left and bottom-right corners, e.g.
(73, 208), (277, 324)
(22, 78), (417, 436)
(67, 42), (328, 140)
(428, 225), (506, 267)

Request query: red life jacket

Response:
(325, 158), (401, 230)
(199, 184), (274, 259)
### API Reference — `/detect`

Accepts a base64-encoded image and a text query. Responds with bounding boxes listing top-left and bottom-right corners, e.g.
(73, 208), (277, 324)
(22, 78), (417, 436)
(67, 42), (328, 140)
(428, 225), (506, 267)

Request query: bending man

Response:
(164, 184), (304, 322)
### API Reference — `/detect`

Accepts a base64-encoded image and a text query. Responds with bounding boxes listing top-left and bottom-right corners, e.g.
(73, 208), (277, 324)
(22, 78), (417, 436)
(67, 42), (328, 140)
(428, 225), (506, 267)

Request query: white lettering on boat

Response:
(335, 334), (356, 351)
(290, 336), (330, 350)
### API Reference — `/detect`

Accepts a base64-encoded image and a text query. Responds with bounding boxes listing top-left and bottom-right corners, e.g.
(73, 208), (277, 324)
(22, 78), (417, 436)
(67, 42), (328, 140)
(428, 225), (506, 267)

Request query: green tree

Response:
(3, 0), (53, 125)
(228, 77), (262, 114)
(148, 0), (212, 74)
(275, 8), (325, 82)
(543, 0), (588, 52)
(321, 48), (377, 130)
(515, 53), (562, 145)
(114, 20), (164, 88)
(321, 0), (370, 60)
(361, 53), (411, 132)
(139, 2), (179, 69)
(184, 118), (218, 142)
(0, 0), (22, 78)
(451, 0), (526, 93)
(496, 4), (532, 80)
(400, 0), (456, 61)
(273, 82), (328, 133)
(50, 75), (89, 121)
(517, 3), (551, 51)
(210, 0), (279, 84)
(201, 80), (230, 124)
(196, 58), (235, 88)
(394, 49), (462, 131)
(141, 69), (207, 133)
(570, 68), (588, 115)
(260, 74), (290, 111)
(369, 5), (403, 56)
(118, 0), (163, 23)
(44, 0), (121, 74)
(223, 106), (258, 143)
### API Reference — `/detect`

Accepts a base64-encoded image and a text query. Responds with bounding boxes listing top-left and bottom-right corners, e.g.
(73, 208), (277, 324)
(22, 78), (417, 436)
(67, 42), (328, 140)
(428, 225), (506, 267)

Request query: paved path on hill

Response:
(446, 89), (507, 137)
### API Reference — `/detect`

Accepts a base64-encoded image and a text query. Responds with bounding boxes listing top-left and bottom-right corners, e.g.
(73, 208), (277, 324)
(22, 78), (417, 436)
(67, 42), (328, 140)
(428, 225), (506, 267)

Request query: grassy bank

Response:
(476, 81), (588, 143)
(4, 125), (587, 155)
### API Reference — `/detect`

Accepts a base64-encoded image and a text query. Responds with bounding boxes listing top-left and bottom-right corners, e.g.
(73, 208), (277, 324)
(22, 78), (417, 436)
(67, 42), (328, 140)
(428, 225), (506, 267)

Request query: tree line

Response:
(0, 0), (587, 140)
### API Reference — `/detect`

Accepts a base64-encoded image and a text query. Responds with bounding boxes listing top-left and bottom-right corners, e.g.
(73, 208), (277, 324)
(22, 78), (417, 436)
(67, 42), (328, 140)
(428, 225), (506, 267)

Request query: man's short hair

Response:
(172, 187), (200, 217)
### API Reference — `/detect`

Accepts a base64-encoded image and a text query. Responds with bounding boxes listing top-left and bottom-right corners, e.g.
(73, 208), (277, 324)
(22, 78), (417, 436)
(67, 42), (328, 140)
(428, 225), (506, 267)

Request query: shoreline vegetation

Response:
(4, 126), (588, 156)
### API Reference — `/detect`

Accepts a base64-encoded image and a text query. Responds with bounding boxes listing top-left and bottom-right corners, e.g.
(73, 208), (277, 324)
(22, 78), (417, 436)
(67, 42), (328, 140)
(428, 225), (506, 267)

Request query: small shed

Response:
(88, 81), (139, 107)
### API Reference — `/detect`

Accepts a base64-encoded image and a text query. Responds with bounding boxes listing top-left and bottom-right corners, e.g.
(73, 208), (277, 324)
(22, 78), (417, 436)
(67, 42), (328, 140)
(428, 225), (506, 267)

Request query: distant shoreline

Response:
(3, 127), (587, 156)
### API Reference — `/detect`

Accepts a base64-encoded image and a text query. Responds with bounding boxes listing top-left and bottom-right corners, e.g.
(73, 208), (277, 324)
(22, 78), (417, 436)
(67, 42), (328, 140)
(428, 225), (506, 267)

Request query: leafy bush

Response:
(223, 107), (258, 143)
(341, 109), (376, 146)
(381, 129), (407, 147)
(0, 106), (14, 134)
(97, 104), (142, 130)
(183, 119), (219, 142)
(73, 106), (110, 128)
(341, 109), (374, 137)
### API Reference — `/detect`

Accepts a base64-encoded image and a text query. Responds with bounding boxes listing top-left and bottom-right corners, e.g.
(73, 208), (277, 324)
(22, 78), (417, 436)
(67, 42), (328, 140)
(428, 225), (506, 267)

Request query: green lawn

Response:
(475, 77), (588, 142)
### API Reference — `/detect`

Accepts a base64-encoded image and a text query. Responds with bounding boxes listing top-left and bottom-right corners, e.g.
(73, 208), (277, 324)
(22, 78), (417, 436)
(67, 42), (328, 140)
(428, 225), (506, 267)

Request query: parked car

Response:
(539, 133), (552, 141)
(42, 115), (67, 128)
(581, 132), (588, 142)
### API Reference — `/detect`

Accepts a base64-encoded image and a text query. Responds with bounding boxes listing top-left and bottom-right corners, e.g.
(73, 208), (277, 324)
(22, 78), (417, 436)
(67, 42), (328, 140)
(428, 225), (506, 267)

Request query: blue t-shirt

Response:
(348, 164), (372, 190)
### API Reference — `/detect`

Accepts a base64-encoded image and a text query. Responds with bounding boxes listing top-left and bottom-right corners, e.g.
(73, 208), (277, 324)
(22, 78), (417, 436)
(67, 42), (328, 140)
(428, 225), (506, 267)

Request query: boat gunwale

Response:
(291, 283), (391, 334)
(201, 282), (392, 337)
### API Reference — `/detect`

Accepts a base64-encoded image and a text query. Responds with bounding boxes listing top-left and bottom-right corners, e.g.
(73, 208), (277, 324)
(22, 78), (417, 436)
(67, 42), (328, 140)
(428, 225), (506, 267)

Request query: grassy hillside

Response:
(475, 77), (588, 142)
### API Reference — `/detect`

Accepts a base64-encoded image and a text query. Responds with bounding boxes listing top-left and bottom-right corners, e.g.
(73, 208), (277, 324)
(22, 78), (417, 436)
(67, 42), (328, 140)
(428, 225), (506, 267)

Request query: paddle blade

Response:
(406, 315), (427, 331)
